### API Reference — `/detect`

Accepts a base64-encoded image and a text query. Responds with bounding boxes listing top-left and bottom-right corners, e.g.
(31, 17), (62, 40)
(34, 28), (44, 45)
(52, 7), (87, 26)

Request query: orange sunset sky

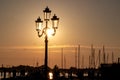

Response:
(0, 0), (120, 68)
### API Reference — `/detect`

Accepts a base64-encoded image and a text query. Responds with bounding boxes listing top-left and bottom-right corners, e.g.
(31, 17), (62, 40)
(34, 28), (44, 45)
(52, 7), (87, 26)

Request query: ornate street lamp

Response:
(35, 6), (59, 80)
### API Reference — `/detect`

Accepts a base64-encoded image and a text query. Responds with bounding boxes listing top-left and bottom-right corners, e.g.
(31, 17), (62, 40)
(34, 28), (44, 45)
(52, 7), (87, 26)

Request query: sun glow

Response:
(46, 28), (54, 37)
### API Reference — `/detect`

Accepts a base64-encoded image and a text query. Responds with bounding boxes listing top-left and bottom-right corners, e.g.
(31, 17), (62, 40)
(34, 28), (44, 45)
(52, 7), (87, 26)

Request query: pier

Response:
(0, 63), (120, 80)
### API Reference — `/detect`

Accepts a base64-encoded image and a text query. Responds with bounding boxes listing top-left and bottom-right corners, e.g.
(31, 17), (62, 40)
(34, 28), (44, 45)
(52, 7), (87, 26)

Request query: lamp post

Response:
(35, 6), (59, 80)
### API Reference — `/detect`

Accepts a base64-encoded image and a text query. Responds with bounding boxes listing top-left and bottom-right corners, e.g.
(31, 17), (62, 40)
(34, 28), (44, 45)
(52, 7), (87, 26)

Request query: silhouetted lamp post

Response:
(35, 6), (59, 80)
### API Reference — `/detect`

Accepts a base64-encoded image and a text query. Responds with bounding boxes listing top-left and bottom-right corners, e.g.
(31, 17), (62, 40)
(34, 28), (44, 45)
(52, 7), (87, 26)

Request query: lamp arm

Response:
(38, 29), (44, 37)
